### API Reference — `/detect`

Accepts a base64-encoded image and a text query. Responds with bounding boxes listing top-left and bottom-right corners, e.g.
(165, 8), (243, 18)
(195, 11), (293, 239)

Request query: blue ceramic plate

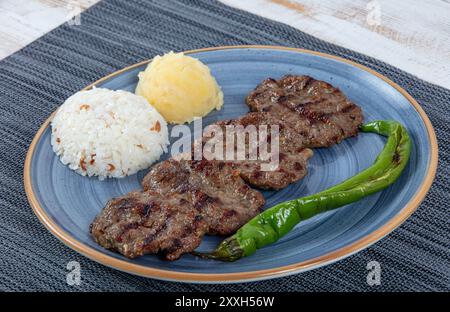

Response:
(24, 46), (437, 283)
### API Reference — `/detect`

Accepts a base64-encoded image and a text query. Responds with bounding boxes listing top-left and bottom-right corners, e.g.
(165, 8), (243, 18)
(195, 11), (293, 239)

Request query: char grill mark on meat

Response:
(91, 75), (363, 260)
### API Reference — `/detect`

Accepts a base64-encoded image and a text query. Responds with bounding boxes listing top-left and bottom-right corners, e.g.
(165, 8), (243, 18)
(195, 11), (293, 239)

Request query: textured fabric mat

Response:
(0, 0), (448, 291)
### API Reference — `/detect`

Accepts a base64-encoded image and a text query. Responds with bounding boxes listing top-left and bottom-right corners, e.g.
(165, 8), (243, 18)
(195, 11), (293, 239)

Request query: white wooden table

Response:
(1, 0), (449, 89)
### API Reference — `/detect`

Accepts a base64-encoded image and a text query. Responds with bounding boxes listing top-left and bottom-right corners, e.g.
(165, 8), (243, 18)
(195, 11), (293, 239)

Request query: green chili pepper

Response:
(193, 120), (412, 261)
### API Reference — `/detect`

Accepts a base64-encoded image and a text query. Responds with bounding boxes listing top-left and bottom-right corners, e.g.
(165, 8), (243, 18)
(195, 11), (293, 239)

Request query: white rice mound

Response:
(51, 88), (169, 180)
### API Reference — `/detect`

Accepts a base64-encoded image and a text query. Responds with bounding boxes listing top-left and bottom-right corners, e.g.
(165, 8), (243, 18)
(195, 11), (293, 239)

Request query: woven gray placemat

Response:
(0, 0), (448, 292)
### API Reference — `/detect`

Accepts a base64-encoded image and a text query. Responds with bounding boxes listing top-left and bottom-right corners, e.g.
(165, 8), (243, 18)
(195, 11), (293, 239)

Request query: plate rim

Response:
(23, 45), (438, 283)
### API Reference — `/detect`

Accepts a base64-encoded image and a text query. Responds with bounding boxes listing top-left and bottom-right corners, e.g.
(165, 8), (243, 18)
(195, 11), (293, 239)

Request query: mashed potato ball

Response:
(135, 52), (223, 124)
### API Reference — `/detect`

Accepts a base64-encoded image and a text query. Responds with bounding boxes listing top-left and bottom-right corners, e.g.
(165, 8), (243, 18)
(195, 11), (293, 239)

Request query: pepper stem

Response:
(191, 237), (244, 261)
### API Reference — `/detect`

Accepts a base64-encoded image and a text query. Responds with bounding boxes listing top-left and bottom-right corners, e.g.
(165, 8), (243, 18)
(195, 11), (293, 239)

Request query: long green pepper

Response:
(193, 120), (412, 261)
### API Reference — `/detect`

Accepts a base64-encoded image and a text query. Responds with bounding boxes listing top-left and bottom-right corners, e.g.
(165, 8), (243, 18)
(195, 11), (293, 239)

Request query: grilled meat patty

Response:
(208, 113), (314, 190)
(90, 191), (207, 260)
(142, 159), (265, 235)
(246, 75), (363, 148)
(91, 159), (264, 260)
(91, 75), (363, 260)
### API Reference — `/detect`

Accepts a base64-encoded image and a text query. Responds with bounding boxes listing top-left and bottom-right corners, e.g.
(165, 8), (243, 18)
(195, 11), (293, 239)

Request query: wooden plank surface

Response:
(0, 0), (98, 58)
(1, 0), (449, 89)
(222, 0), (450, 89)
